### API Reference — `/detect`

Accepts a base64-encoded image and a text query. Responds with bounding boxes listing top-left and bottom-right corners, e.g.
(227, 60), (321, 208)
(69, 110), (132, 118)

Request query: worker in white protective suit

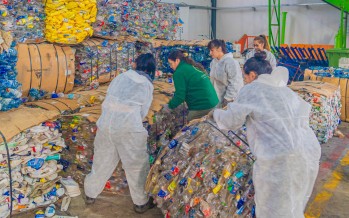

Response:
(84, 53), (156, 213)
(245, 35), (277, 69)
(209, 51), (321, 218)
(208, 39), (244, 107)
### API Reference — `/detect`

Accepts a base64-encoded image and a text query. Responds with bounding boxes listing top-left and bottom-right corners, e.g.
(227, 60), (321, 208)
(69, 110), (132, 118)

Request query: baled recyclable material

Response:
(44, 0), (97, 44)
(145, 119), (255, 217)
(0, 31), (22, 111)
(93, 0), (179, 40)
(290, 81), (341, 143)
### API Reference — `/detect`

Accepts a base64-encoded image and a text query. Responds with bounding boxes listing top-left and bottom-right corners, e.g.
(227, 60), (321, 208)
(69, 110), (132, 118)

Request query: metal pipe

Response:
(211, 0), (217, 39)
(281, 12), (288, 44)
(171, 2), (327, 10)
(268, 0), (272, 47)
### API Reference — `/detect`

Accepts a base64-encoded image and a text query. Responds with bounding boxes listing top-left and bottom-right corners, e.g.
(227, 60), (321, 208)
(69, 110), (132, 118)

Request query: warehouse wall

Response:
(160, 0), (211, 40)
(217, 0), (345, 45)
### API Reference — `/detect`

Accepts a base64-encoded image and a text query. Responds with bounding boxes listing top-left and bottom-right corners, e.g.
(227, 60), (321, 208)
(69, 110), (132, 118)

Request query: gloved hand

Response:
(162, 104), (172, 113)
(206, 109), (215, 121)
(222, 99), (233, 107)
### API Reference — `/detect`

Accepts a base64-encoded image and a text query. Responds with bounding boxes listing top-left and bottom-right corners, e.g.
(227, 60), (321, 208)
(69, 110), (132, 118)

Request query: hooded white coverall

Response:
(210, 52), (244, 105)
(213, 67), (321, 218)
(84, 69), (153, 205)
(246, 49), (277, 69)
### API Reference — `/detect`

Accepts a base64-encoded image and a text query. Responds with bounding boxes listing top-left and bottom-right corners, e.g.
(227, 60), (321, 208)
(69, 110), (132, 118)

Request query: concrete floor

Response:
(14, 123), (349, 218)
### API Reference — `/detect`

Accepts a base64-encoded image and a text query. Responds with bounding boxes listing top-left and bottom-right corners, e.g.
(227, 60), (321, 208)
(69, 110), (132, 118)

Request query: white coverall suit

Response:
(213, 67), (321, 218)
(84, 69), (153, 205)
(210, 52), (244, 105)
(246, 49), (277, 69)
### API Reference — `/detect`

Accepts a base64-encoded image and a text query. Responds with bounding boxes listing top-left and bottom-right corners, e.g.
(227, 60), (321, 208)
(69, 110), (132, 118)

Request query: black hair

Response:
(243, 51), (272, 76)
(254, 35), (271, 51)
(168, 49), (206, 73)
(135, 53), (156, 75)
(207, 39), (227, 54)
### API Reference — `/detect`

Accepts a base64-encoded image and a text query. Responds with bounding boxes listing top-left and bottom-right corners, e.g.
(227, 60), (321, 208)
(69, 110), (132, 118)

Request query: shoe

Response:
(133, 197), (156, 214)
(85, 196), (95, 205)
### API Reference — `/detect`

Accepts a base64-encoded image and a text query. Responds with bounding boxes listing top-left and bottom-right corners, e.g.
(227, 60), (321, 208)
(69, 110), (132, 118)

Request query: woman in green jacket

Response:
(163, 50), (219, 121)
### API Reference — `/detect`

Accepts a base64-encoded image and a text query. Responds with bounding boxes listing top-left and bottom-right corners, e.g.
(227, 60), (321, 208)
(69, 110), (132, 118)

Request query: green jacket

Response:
(168, 61), (219, 111)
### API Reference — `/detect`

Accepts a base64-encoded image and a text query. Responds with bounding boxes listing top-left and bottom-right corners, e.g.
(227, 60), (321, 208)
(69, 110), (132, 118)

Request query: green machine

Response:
(324, 0), (349, 67)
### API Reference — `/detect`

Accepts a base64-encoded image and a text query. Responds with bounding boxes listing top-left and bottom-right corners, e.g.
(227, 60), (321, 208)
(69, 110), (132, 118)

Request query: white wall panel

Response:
(217, 0), (343, 45)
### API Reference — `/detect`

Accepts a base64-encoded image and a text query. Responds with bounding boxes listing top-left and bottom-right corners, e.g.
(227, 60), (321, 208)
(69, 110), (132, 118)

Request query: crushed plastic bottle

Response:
(0, 120), (67, 215)
(0, 0), (45, 43)
(44, 0), (97, 44)
(93, 0), (179, 40)
(73, 40), (136, 88)
(290, 81), (341, 143)
(145, 120), (255, 217)
(0, 38), (22, 111)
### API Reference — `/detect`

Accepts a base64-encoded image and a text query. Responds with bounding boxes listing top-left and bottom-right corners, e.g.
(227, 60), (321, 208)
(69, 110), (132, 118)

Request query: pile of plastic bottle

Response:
(59, 116), (97, 186)
(93, 0), (179, 40)
(146, 105), (188, 165)
(145, 120), (256, 218)
(74, 40), (136, 88)
(156, 42), (234, 73)
(0, 0), (45, 43)
(44, 0), (97, 44)
(0, 121), (69, 217)
(0, 41), (22, 111)
(291, 84), (342, 144)
(310, 66), (349, 78)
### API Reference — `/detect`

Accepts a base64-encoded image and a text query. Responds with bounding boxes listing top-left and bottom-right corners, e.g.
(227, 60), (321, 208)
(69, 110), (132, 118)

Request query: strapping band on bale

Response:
(60, 47), (69, 93)
(33, 44), (43, 90)
(27, 44), (34, 97)
(205, 120), (255, 162)
(84, 40), (94, 86)
(90, 39), (100, 79)
(52, 44), (60, 93)
(32, 101), (62, 114)
(52, 99), (73, 111)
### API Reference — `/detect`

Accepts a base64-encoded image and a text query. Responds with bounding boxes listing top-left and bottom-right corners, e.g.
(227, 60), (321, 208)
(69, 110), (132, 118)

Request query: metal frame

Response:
(269, 0), (281, 48)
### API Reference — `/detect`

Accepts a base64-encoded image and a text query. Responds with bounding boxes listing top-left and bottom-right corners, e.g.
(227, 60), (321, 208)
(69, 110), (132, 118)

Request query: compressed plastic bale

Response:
(73, 39), (136, 88)
(0, 1), (45, 43)
(93, 0), (179, 40)
(16, 43), (76, 97)
(156, 3), (179, 40)
(0, 32), (22, 111)
(0, 121), (68, 216)
(44, 0), (97, 44)
(145, 120), (255, 217)
(289, 81), (342, 144)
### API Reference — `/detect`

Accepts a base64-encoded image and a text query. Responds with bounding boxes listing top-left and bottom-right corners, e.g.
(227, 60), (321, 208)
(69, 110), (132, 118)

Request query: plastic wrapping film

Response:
(0, 0), (45, 43)
(44, 0), (97, 44)
(156, 42), (235, 73)
(0, 31), (22, 111)
(0, 121), (69, 217)
(93, 0), (179, 40)
(145, 120), (255, 217)
(290, 81), (341, 144)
